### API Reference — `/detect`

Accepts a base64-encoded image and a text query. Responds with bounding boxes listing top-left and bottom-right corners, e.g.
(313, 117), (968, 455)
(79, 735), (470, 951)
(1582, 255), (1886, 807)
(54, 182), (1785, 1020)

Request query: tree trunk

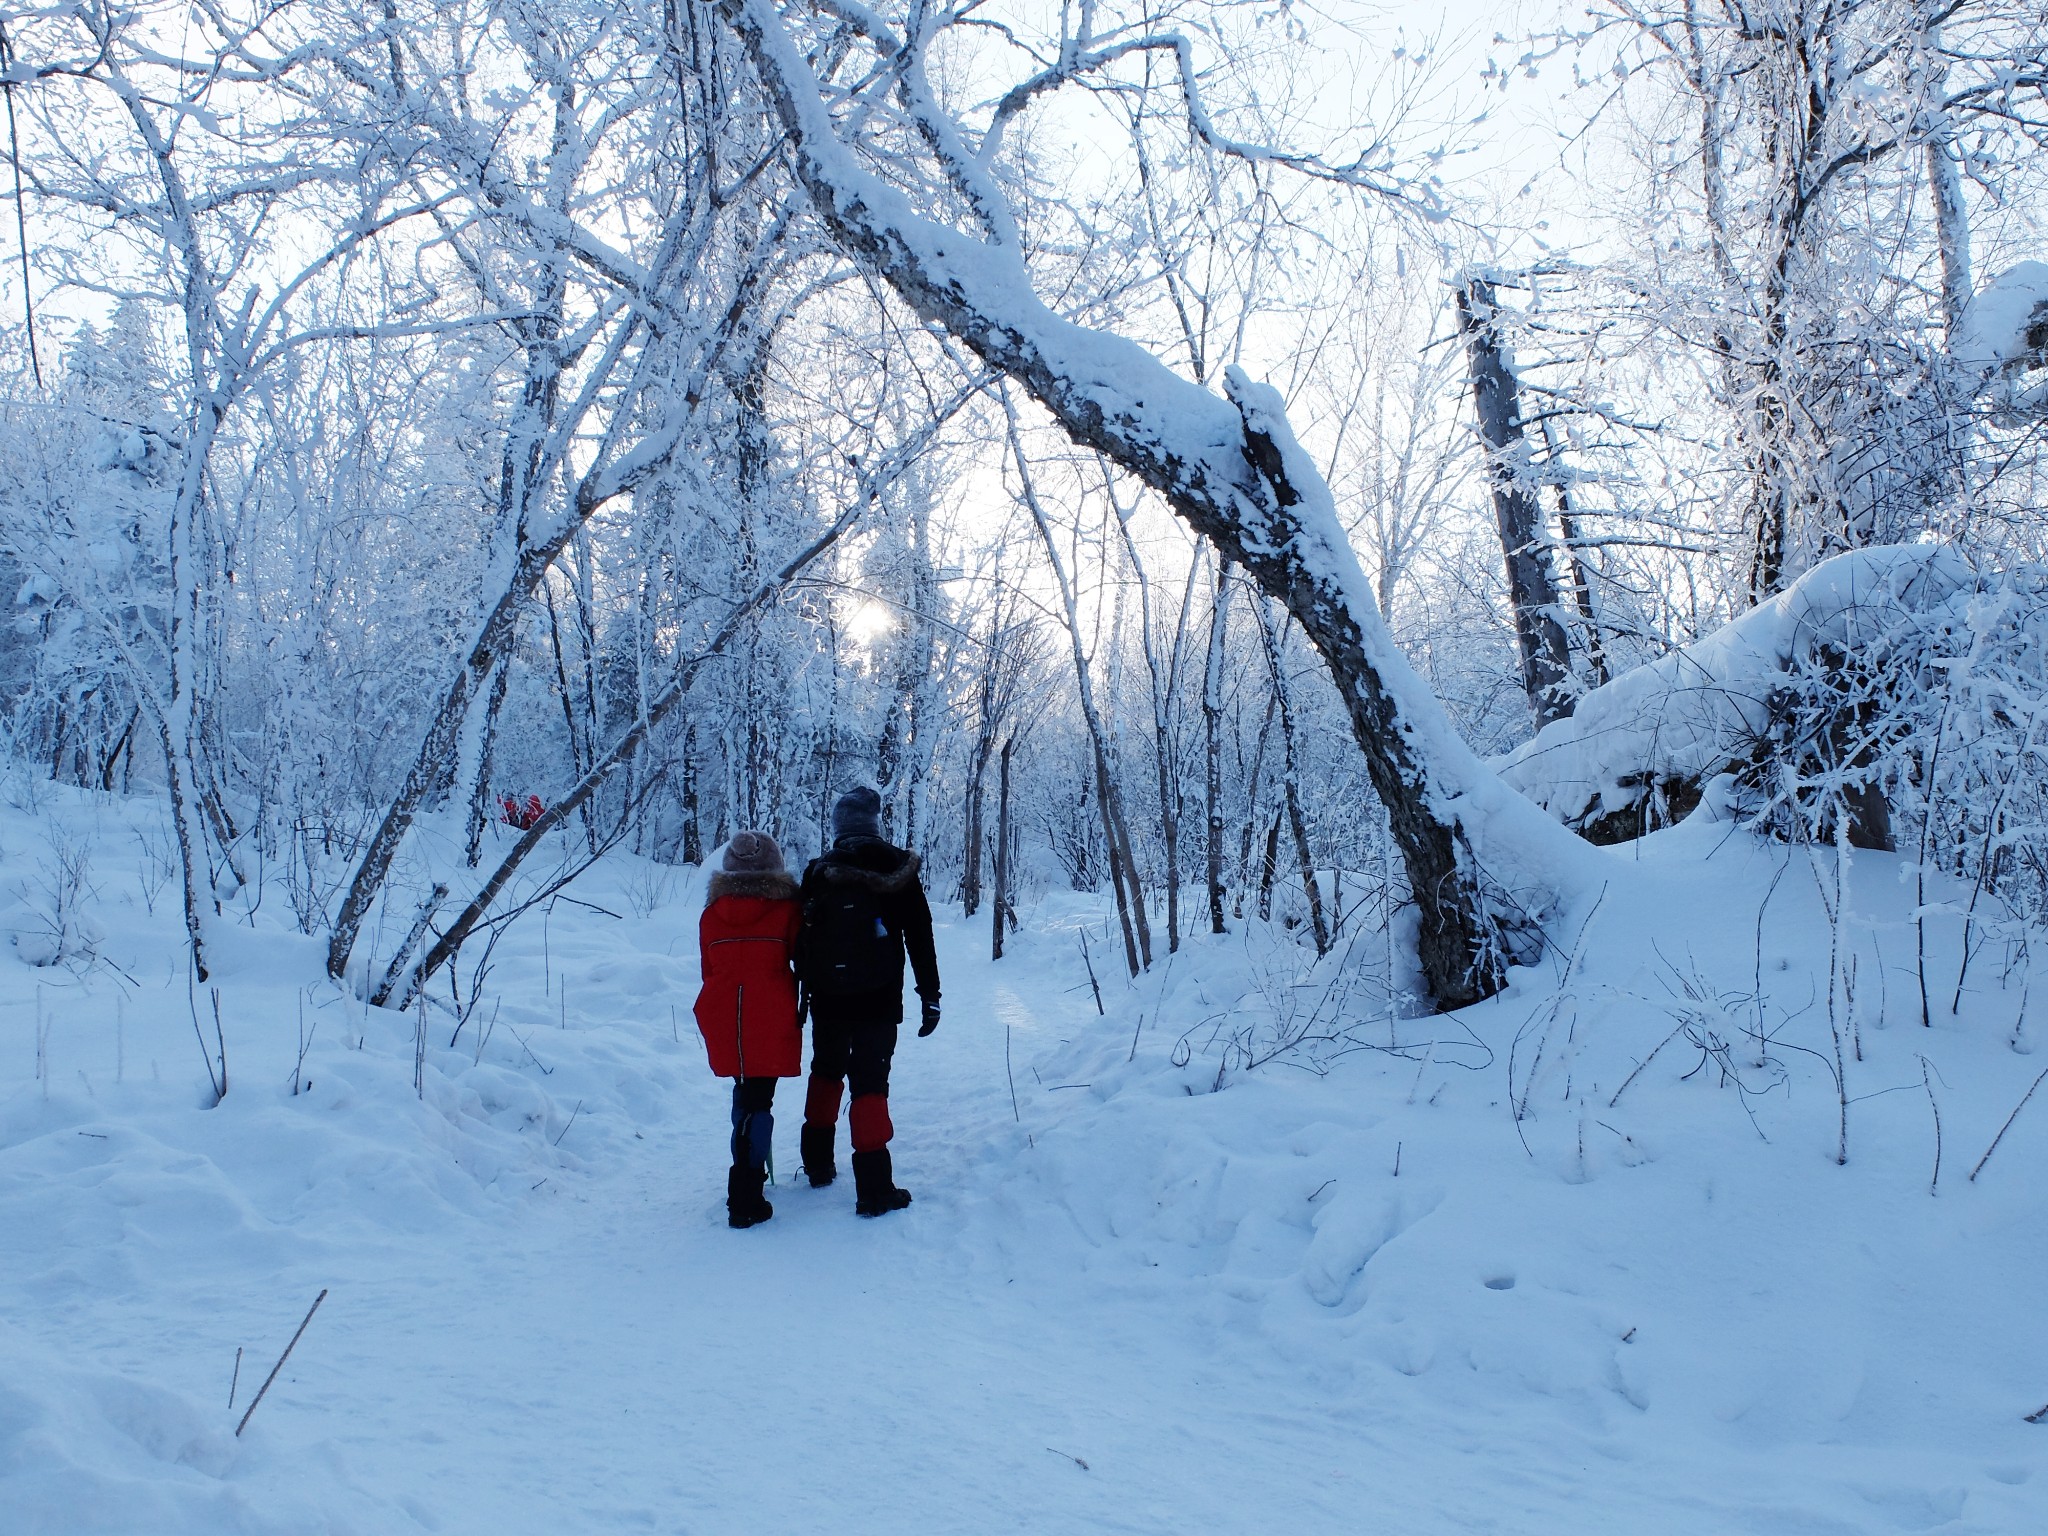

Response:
(101, 707), (141, 794)
(1102, 578), (1156, 970)
(992, 736), (1013, 960)
(569, 532), (605, 853)
(1256, 600), (1330, 956)
(1537, 420), (1610, 688)
(1235, 690), (1277, 921)
(462, 653), (514, 869)
(1203, 555), (1231, 934)
(875, 691), (905, 842)
(1112, 495), (1193, 955)
(962, 736), (990, 917)
(680, 720), (704, 866)
(1257, 809), (1282, 924)
(163, 397), (228, 981)
(160, 719), (212, 981)
(1106, 762), (1153, 967)
(1092, 739), (1143, 977)
(1923, 42), (1973, 339)
(1454, 276), (1573, 729)
(1010, 404), (1148, 976)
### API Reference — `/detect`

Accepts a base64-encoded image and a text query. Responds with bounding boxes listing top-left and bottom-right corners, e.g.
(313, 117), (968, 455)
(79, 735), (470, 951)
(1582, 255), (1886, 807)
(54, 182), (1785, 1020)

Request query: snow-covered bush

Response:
(1878, 568), (2048, 963)
(1496, 547), (1969, 838)
(1701, 558), (2048, 990)
(1497, 546), (2048, 986)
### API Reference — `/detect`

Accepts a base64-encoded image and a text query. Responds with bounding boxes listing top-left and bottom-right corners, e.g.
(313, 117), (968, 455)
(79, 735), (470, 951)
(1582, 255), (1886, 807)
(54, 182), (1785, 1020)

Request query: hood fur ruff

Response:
(812, 850), (922, 894)
(707, 870), (799, 903)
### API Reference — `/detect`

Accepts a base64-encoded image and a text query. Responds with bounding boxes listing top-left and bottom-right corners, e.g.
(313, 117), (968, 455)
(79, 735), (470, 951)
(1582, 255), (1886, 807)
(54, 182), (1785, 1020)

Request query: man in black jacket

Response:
(797, 785), (941, 1216)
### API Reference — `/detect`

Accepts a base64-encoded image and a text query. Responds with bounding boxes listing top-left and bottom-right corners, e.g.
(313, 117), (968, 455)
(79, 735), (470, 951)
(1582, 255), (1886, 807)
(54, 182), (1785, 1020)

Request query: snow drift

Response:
(1494, 544), (1973, 839)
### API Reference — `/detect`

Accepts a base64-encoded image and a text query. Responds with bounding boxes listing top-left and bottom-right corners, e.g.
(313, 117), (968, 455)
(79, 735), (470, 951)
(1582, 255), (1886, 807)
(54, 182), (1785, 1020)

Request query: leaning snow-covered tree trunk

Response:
(386, 378), (981, 1007)
(387, 493), (870, 1010)
(717, 0), (1599, 1005)
(324, 210), (796, 981)
(319, 0), (804, 982)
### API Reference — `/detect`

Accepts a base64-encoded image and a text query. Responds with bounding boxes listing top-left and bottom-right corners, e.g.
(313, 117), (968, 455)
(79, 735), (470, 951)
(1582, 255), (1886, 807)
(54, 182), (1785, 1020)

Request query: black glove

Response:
(918, 996), (941, 1037)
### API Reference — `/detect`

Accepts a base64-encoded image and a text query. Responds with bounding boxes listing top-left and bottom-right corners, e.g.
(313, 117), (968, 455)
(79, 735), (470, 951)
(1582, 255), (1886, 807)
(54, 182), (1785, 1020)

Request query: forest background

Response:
(1, 0), (2046, 1022)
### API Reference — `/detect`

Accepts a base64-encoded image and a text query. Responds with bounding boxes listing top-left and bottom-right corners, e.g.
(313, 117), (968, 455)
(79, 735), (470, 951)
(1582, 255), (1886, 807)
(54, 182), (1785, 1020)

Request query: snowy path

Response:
(281, 921), (1380, 1534)
(9, 822), (2048, 1534)
(5, 906), (1388, 1533)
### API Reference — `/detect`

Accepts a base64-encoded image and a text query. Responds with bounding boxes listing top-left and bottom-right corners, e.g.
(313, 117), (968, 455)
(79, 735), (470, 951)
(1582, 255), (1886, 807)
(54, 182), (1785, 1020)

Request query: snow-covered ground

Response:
(4, 784), (2046, 1533)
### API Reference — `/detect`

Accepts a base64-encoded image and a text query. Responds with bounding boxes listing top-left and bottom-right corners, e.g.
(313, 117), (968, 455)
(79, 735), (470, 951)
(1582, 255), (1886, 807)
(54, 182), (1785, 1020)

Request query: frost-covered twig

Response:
(1969, 1064), (2048, 1183)
(1609, 1022), (1689, 1109)
(235, 1289), (327, 1438)
(1920, 1055), (1944, 1195)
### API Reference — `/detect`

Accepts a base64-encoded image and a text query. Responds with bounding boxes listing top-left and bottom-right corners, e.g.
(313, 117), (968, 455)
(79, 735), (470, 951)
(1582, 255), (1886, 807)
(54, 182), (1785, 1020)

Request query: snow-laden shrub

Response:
(1495, 544), (1973, 843)
(1492, 545), (2048, 974)
(1782, 564), (2048, 949)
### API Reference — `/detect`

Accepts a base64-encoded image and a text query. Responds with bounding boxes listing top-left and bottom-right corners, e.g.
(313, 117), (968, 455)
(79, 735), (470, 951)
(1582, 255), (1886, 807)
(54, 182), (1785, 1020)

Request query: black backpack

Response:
(799, 873), (900, 995)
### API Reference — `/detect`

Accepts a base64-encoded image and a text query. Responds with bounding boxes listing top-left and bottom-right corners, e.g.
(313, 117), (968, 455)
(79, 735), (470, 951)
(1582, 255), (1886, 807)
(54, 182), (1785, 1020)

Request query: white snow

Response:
(1954, 261), (2048, 374)
(1494, 544), (1974, 829)
(4, 785), (2047, 1532)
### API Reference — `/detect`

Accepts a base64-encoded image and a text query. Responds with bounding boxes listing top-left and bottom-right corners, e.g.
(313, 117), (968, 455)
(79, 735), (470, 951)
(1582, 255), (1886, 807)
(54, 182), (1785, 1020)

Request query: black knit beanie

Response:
(831, 786), (883, 842)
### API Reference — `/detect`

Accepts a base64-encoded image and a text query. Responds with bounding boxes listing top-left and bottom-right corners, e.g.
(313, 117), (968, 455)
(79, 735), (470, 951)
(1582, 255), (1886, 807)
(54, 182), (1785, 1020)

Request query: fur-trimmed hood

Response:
(707, 869), (799, 903)
(809, 845), (922, 894)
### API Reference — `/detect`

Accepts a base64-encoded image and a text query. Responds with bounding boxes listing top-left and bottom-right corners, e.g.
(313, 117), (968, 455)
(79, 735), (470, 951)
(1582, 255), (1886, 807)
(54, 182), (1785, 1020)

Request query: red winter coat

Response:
(693, 870), (803, 1078)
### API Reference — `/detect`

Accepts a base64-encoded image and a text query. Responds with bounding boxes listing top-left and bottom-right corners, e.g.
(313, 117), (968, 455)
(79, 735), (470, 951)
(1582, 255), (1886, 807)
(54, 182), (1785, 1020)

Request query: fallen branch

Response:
(552, 1099), (584, 1147)
(236, 1289), (328, 1438)
(1969, 1064), (2048, 1183)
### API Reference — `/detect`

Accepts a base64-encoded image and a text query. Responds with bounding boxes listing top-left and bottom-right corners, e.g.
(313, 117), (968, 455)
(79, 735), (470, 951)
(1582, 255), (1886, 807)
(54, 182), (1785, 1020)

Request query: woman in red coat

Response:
(693, 831), (803, 1228)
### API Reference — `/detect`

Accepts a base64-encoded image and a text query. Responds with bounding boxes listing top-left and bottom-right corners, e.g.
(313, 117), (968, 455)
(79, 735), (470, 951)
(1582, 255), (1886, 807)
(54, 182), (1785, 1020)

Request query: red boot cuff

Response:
(805, 1075), (844, 1127)
(849, 1093), (894, 1152)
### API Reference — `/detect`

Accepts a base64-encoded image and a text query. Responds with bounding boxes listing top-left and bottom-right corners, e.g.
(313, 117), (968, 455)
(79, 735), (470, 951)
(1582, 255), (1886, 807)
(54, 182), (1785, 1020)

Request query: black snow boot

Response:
(726, 1165), (773, 1229)
(800, 1123), (837, 1188)
(851, 1148), (912, 1217)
